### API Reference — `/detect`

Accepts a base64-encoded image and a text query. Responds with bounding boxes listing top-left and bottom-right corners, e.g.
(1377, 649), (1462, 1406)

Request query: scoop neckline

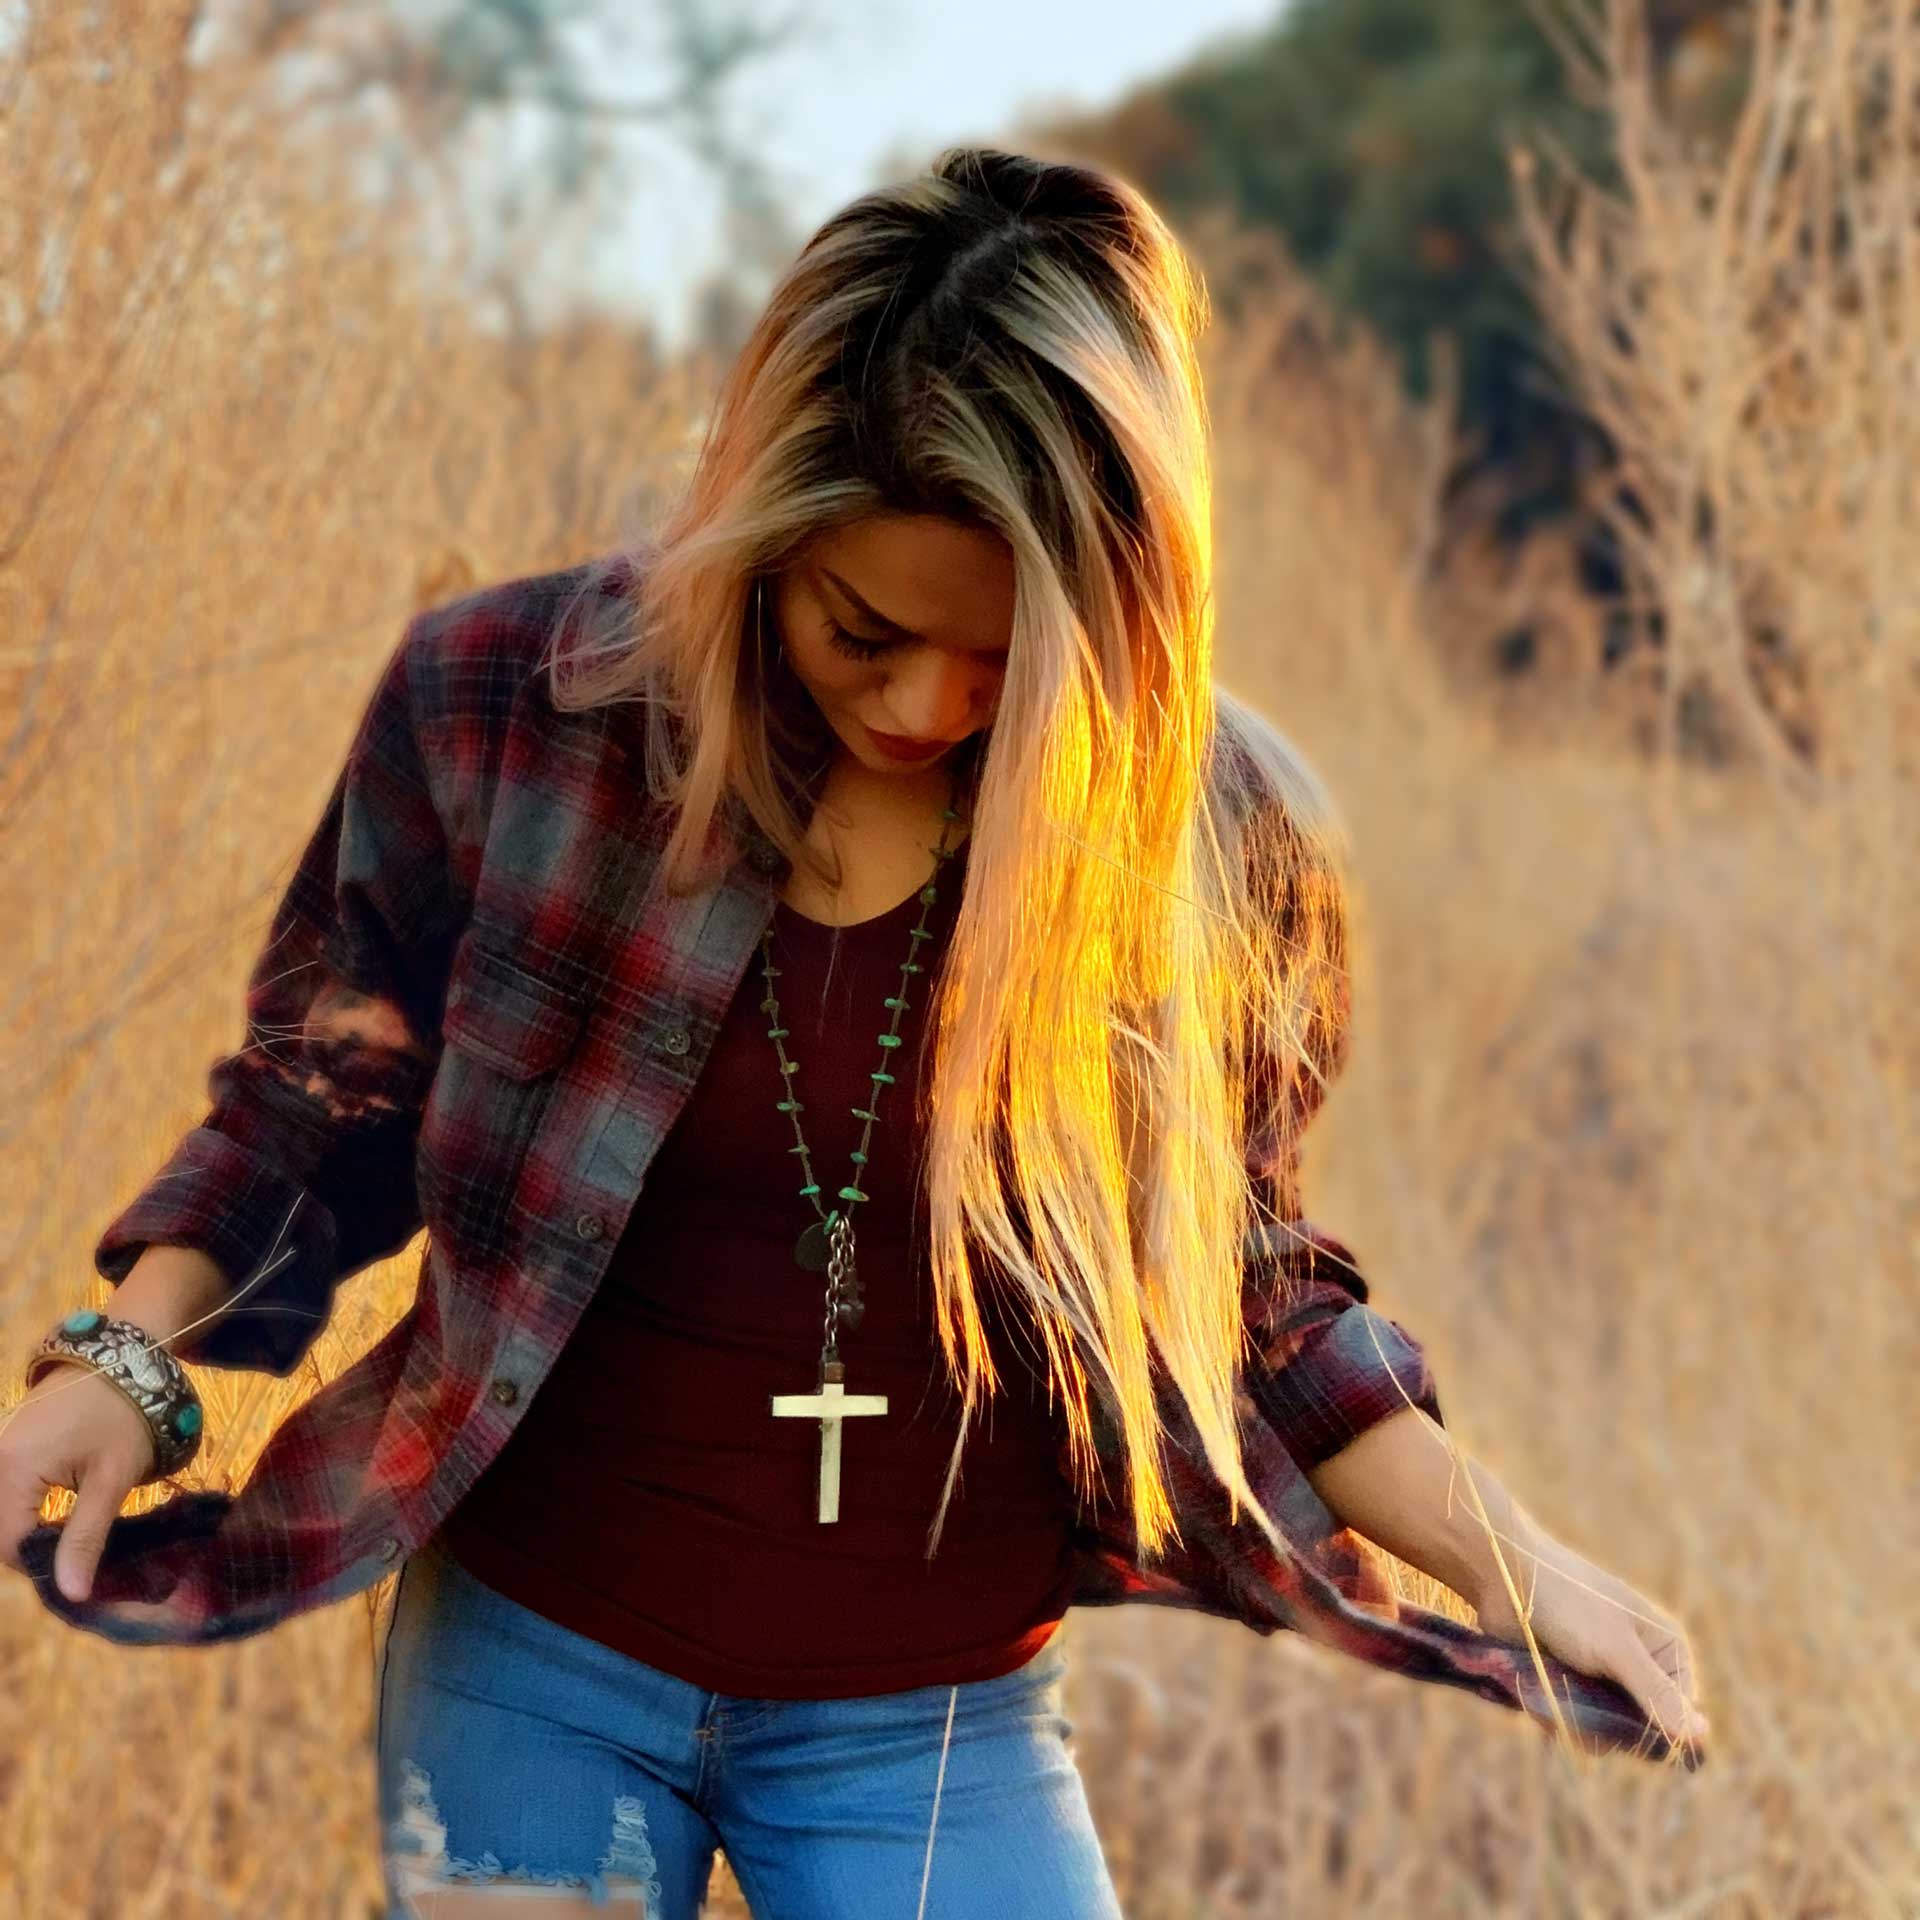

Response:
(773, 836), (969, 933)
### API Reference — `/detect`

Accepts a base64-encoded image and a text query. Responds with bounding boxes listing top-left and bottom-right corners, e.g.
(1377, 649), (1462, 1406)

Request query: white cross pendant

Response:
(769, 1357), (889, 1523)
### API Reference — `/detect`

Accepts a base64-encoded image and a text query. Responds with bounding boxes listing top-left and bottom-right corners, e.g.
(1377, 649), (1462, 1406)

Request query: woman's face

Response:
(768, 513), (1013, 779)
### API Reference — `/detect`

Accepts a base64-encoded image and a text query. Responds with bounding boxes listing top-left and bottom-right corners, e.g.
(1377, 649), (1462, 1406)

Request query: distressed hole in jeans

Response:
(388, 1757), (664, 1914)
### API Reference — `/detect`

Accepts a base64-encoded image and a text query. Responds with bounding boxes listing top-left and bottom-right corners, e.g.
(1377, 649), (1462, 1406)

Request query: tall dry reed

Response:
(2, 0), (1913, 1914)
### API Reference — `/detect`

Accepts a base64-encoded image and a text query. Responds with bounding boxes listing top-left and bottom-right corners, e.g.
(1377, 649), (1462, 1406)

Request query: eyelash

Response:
(826, 622), (890, 663)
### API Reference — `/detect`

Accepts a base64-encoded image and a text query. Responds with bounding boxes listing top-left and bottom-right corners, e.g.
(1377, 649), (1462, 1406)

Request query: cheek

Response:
(791, 645), (869, 700)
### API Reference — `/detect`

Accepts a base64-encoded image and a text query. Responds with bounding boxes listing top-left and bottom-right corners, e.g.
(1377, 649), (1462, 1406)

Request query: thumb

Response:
(54, 1458), (135, 1605)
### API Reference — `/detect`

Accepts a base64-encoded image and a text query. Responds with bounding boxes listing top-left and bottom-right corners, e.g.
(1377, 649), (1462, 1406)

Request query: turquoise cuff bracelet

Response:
(24, 1310), (206, 1484)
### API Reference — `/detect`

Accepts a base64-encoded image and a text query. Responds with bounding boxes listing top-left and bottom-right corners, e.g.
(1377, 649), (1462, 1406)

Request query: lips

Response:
(865, 724), (947, 759)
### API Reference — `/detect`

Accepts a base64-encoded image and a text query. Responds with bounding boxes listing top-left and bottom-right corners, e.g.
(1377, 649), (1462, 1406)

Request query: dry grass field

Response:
(2, 2), (1914, 1915)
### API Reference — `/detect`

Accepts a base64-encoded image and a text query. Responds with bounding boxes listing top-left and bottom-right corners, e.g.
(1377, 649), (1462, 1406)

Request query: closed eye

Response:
(826, 621), (891, 663)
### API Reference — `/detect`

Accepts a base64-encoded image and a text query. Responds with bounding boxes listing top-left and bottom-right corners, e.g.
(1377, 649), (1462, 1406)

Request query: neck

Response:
(819, 739), (973, 826)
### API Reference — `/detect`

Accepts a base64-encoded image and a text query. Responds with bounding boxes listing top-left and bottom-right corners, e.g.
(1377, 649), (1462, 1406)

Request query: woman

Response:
(6, 148), (1707, 1917)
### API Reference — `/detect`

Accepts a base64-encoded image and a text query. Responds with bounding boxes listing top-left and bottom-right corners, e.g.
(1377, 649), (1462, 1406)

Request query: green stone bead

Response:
(877, 1033), (903, 1048)
(781, 1060), (799, 1073)
(838, 1185), (868, 1202)
(920, 885), (937, 904)
(851, 1108), (878, 1122)
(799, 1183), (821, 1197)
(883, 995), (907, 1009)
(941, 806), (958, 819)
(766, 1026), (789, 1038)
(872, 1070), (895, 1084)
(175, 1405), (202, 1436)
(850, 1151), (867, 1165)
(777, 1100), (802, 1112)
(787, 1143), (808, 1155)
(903, 961), (923, 972)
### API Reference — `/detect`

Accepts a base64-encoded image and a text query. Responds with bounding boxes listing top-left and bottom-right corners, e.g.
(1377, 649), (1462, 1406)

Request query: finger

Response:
(1616, 1630), (1709, 1748)
(1640, 1615), (1704, 1719)
(1628, 1597), (1704, 1704)
(53, 1461), (135, 1605)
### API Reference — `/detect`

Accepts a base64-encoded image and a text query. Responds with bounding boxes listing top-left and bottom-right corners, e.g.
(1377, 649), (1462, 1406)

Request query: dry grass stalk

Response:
(2, 2), (1914, 1915)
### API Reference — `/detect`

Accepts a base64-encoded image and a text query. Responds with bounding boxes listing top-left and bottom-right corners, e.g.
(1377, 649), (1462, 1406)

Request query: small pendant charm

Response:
(837, 1278), (865, 1333)
(794, 1217), (834, 1272)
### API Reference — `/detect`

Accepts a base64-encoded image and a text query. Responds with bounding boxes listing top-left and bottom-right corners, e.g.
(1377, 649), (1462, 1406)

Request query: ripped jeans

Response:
(373, 1529), (1125, 1918)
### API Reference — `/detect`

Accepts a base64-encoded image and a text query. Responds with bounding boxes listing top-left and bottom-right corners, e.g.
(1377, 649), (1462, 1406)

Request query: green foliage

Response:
(1149, 0), (1622, 454)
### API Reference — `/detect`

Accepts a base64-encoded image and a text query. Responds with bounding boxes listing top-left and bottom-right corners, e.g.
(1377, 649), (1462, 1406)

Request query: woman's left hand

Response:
(1472, 1530), (1711, 1758)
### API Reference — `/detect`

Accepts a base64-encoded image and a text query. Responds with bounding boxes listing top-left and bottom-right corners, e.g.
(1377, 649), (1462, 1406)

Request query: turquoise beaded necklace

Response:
(760, 753), (969, 1523)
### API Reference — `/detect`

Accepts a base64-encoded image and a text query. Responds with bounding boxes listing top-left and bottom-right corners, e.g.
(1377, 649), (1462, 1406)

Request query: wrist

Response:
(1461, 1498), (1557, 1620)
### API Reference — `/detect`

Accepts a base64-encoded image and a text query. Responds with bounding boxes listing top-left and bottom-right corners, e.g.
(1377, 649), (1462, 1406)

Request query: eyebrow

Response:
(816, 566), (1008, 655)
(816, 567), (922, 639)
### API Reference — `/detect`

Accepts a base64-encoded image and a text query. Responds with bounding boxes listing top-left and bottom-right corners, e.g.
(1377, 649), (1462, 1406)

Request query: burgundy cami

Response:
(437, 833), (1083, 1697)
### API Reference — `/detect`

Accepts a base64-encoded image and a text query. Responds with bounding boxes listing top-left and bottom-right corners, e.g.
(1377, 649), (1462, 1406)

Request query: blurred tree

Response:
(197, 0), (811, 340)
(1057, 0), (1753, 546)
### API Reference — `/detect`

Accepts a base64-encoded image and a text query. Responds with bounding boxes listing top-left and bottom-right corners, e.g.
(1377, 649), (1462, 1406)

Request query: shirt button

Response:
(748, 841), (783, 875)
(660, 1026), (691, 1056)
(575, 1211), (605, 1241)
(489, 1376), (520, 1406)
(376, 1537), (401, 1562)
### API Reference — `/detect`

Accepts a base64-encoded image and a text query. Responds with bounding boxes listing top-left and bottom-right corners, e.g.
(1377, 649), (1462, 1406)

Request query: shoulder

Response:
(1209, 682), (1347, 859)
(398, 550), (639, 730)
(388, 551), (648, 852)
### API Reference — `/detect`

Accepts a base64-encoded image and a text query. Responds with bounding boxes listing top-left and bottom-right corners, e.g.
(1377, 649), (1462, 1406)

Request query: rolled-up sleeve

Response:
(92, 617), (463, 1375)
(1239, 1220), (1445, 1470)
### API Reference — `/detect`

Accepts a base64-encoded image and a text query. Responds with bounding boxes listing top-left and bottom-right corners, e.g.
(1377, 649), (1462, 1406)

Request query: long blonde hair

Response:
(548, 146), (1356, 1569)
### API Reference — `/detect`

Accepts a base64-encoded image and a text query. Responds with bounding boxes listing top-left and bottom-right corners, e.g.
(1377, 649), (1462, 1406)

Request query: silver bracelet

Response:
(24, 1310), (206, 1485)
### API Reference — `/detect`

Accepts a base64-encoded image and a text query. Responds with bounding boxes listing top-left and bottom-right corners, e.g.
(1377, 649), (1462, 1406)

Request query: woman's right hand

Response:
(0, 1364), (157, 1603)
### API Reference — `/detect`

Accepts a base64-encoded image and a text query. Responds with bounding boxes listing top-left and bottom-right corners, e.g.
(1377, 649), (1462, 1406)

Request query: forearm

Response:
(1303, 1404), (1547, 1612)
(103, 1243), (236, 1356)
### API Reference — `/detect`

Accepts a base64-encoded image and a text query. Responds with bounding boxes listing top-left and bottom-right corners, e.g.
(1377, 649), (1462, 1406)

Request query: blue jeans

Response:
(374, 1529), (1125, 1917)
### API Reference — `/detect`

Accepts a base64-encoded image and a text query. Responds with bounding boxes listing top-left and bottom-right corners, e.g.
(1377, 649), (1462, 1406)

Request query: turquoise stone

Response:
(176, 1405), (202, 1436)
(63, 1310), (102, 1335)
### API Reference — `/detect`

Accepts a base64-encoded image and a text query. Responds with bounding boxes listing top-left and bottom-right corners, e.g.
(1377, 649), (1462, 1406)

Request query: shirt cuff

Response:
(1245, 1299), (1445, 1472)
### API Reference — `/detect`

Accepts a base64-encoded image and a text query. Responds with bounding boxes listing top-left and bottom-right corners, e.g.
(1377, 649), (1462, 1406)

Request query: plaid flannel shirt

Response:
(17, 554), (1688, 1767)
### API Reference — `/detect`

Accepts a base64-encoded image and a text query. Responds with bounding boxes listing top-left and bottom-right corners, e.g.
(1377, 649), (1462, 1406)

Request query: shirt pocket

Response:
(441, 936), (588, 1080)
(423, 932), (590, 1248)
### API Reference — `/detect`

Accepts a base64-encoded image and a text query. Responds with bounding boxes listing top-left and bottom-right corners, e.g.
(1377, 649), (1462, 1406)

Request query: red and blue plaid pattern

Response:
(17, 555), (1692, 1767)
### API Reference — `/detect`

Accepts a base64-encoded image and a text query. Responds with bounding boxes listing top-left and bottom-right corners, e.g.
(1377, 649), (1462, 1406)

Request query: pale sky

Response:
(541, 0), (1289, 348)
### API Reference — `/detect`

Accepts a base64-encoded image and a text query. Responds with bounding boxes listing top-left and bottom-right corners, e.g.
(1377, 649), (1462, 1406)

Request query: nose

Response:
(881, 653), (996, 740)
